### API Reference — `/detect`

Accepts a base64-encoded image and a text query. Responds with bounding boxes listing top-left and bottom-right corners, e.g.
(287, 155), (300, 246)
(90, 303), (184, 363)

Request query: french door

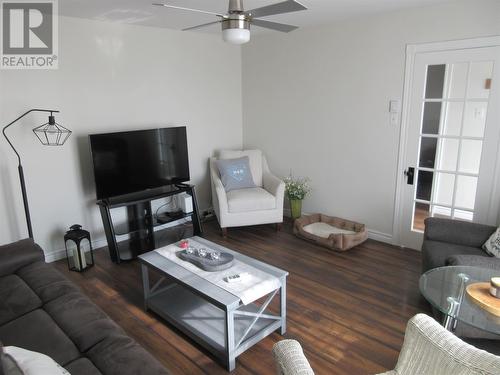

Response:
(399, 45), (500, 249)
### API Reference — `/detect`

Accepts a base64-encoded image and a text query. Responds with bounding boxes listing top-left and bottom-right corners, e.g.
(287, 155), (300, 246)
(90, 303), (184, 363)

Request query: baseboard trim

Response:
(367, 229), (394, 245)
(44, 239), (108, 263)
(44, 218), (394, 262)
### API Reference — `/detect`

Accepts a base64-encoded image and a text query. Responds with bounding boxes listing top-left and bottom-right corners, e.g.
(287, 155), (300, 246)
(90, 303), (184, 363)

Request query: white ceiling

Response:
(60, 0), (456, 35)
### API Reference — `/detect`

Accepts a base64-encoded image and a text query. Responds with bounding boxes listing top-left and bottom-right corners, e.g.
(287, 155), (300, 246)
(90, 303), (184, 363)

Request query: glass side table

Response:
(420, 266), (500, 335)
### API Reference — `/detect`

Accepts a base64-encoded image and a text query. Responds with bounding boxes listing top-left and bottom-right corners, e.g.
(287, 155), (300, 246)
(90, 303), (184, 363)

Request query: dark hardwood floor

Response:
(54, 220), (430, 375)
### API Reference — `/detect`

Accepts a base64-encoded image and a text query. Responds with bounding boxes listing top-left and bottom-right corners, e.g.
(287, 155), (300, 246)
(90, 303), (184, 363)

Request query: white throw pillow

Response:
(483, 227), (500, 257)
(3, 346), (71, 375)
(303, 222), (355, 239)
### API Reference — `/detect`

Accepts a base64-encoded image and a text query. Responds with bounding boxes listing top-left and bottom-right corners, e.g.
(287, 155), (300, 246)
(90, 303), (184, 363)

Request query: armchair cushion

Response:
(219, 149), (263, 186)
(215, 156), (256, 192)
(227, 187), (276, 213)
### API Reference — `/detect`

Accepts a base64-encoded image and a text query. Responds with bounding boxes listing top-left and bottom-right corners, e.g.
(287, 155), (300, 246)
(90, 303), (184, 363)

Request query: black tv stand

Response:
(96, 184), (202, 264)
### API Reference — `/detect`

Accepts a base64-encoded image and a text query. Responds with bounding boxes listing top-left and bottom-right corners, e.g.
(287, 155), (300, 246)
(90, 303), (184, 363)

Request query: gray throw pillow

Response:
(483, 227), (500, 257)
(216, 156), (256, 192)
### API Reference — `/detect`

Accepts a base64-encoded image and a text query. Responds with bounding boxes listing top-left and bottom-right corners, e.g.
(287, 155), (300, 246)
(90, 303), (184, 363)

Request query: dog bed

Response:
(293, 213), (368, 251)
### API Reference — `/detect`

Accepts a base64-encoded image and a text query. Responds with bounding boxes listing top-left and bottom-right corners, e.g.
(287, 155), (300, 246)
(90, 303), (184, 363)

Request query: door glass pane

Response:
(455, 175), (478, 210)
(436, 138), (459, 171)
(431, 205), (452, 219)
(413, 202), (429, 231)
(468, 61), (494, 99)
(463, 102), (488, 138)
(419, 137), (437, 168)
(442, 101), (463, 136)
(459, 140), (483, 174)
(425, 64), (446, 99)
(422, 102), (442, 134)
(448, 62), (468, 99)
(433, 172), (455, 206)
(416, 170), (433, 201)
(454, 209), (474, 221)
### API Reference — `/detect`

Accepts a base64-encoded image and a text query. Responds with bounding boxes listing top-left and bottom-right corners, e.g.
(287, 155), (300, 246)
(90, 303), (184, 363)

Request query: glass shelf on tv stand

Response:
(112, 211), (193, 236)
(96, 184), (203, 264)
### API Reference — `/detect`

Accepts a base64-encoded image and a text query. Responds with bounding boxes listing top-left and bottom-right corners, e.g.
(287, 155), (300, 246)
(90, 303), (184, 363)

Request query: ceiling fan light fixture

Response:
(222, 17), (250, 44)
(154, 0), (307, 44)
(222, 28), (250, 44)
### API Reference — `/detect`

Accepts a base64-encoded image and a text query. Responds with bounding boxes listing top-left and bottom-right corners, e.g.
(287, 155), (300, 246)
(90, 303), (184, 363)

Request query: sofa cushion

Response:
(16, 262), (80, 304)
(422, 240), (486, 272)
(227, 187), (276, 213)
(65, 358), (102, 375)
(87, 335), (168, 375)
(424, 218), (496, 248)
(446, 255), (500, 271)
(0, 239), (44, 278)
(219, 149), (263, 186)
(0, 309), (80, 366)
(44, 292), (125, 352)
(0, 275), (41, 325)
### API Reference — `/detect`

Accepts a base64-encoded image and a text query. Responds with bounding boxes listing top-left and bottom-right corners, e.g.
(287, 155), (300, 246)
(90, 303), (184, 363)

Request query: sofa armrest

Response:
(446, 255), (500, 270)
(0, 238), (44, 277)
(273, 340), (314, 375)
(263, 172), (285, 199)
(424, 218), (496, 248)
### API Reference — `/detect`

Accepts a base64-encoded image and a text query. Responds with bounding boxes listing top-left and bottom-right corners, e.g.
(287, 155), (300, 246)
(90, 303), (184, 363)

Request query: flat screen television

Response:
(89, 127), (190, 200)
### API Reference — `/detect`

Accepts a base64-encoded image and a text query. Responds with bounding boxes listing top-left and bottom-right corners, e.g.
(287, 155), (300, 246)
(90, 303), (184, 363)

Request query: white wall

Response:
(242, 0), (500, 242)
(0, 16), (242, 258)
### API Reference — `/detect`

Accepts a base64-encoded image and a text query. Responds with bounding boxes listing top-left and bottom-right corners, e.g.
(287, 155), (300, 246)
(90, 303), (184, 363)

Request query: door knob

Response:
(404, 167), (415, 185)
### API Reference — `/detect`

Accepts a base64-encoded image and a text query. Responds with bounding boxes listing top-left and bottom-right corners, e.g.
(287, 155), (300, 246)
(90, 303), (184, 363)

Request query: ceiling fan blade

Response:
(152, 3), (224, 17)
(182, 20), (222, 31)
(246, 0), (307, 19)
(251, 19), (298, 33)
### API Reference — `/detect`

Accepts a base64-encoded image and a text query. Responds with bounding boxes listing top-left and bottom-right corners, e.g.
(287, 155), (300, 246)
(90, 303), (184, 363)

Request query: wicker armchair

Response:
(273, 314), (500, 375)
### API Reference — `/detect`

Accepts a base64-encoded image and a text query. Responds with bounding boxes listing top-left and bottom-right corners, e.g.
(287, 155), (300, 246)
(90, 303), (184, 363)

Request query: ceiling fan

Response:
(152, 0), (307, 45)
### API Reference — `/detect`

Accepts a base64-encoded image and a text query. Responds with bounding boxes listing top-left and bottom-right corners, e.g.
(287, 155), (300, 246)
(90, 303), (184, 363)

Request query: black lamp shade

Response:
(33, 116), (71, 146)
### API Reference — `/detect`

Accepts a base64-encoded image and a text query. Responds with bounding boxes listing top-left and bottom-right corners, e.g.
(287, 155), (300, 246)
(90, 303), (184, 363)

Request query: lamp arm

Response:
(2, 109), (59, 166)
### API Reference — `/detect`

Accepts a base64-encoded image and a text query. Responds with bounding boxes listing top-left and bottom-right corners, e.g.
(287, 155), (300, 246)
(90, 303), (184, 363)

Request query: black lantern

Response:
(64, 225), (94, 272)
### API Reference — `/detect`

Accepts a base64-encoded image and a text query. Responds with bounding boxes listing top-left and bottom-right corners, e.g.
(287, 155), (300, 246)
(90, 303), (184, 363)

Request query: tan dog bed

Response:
(294, 213), (368, 251)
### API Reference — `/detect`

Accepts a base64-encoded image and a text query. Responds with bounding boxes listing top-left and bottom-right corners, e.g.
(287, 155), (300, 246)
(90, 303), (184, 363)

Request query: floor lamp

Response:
(2, 109), (72, 239)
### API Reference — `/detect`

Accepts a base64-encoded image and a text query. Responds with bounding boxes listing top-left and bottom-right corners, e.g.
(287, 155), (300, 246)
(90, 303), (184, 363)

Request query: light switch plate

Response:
(389, 100), (401, 113)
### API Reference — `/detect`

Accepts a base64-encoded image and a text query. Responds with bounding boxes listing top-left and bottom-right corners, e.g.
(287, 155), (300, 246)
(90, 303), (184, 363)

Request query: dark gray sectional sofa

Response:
(0, 239), (168, 375)
(421, 217), (497, 273)
(421, 217), (500, 354)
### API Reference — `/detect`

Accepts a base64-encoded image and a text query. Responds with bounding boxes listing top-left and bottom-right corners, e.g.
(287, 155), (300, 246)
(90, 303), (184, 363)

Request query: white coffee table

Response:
(138, 236), (288, 371)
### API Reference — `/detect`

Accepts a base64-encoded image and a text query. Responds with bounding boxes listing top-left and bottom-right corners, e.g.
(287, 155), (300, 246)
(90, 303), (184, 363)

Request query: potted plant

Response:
(283, 175), (311, 219)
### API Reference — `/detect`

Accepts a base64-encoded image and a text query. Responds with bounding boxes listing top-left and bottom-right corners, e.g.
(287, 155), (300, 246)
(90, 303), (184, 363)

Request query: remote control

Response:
(224, 272), (250, 283)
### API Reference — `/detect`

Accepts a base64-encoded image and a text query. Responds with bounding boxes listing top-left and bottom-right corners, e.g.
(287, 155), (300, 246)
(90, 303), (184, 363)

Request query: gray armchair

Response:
(272, 314), (500, 375)
(421, 217), (496, 273)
